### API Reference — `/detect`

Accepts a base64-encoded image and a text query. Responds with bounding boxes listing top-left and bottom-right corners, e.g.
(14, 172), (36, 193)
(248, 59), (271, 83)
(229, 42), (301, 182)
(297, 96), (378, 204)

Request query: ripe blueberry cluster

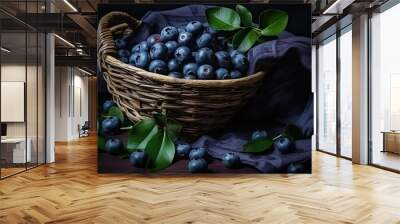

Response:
(115, 21), (249, 80)
(177, 142), (242, 172)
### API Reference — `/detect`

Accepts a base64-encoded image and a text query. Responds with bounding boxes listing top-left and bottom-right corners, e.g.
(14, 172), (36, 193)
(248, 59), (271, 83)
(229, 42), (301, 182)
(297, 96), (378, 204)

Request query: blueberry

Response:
(167, 58), (181, 72)
(188, 158), (208, 173)
(274, 137), (294, 154)
(189, 147), (206, 160)
(130, 150), (148, 168)
(146, 34), (162, 46)
(177, 31), (193, 46)
(251, 130), (268, 141)
(215, 68), (230, 80)
(130, 51), (150, 69)
(222, 152), (241, 169)
(165, 41), (179, 56)
(229, 49), (241, 59)
(105, 138), (123, 155)
(196, 33), (213, 49)
(115, 38), (127, 49)
(102, 100), (114, 112)
(117, 49), (130, 58)
(287, 163), (305, 173)
(195, 47), (216, 65)
(185, 21), (203, 35)
(150, 42), (168, 60)
(101, 116), (121, 135)
(184, 74), (197, 80)
(183, 63), (198, 77)
(176, 143), (191, 158)
(215, 51), (231, 69)
(149, 60), (168, 75)
(230, 70), (242, 79)
(232, 53), (249, 73)
(203, 23), (217, 36)
(177, 27), (186, 33)
(197, 64), (215, 80)
(119, 57), (129, 64)
(168, 72), (183, 78)
(131, 41), (149, 53)
(174, 46), (192, 63)
(161, 26), (179, 41)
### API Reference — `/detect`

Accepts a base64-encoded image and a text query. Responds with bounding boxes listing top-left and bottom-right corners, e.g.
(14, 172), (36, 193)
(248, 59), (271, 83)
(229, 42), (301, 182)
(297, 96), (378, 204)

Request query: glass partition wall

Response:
(0, 1), (46, 179)
(370, 2), (400, 171)
(316, 25), (353, 159)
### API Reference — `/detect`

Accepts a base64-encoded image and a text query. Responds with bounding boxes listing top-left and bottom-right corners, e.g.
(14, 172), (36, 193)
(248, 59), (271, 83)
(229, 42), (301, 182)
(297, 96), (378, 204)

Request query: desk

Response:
(1, 138), (31, 163)
(382, 131), (400, 154)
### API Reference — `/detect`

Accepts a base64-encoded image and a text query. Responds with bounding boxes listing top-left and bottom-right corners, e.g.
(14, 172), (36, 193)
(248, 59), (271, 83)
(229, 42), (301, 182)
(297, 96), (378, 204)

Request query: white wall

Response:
(54, 66), (89, 141)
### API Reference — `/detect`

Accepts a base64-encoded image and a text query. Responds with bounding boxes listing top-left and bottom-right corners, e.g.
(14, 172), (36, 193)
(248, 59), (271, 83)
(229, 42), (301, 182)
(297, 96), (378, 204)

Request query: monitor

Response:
(1, 123), (7, 137)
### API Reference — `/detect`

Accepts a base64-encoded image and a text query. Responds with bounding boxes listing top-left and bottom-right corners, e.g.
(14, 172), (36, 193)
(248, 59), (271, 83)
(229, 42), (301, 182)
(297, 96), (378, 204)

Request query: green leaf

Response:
(166, 119), (182, 142)
(126, 118), (157, 153)
(236, 5), (252, 27)
(282, 124), (303, 140)
(206, 7), (241, 31)
(154, 113), (168, 127)
(232, 28), (261, 53)
(243, 138), (274, 153)
(145, 129), (175, 172)
(108, 106), (124, 123)
(154, 113), (182, 141)
(259, 9), (288, 36)
(97, 135), (105, 151)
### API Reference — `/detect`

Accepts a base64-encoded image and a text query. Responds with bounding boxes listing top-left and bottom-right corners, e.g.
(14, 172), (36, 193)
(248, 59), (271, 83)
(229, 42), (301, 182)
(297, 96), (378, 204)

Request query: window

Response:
(370, 2), (400, 171)
(317, 35), (337, 154)
(339, 27), (352, 158)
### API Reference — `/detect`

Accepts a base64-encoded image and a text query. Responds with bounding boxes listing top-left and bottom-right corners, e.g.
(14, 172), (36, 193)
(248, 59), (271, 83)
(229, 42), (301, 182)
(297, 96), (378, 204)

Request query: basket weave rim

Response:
(106, 56), (265, 87)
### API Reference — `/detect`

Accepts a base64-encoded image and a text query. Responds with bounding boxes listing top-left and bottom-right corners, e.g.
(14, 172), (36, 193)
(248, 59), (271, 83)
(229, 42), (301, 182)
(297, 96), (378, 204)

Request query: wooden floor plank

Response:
(1, 136), (400, 224)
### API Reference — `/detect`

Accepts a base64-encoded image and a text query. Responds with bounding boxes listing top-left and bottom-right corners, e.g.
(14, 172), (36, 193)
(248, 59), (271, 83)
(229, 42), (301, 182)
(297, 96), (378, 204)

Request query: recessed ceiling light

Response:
(54, 34), (75, 48)
(78, 67), (93, 76)
(63, 0), (78, 12)
(322, 0), (354, 15)
(1, 47), (11, 53)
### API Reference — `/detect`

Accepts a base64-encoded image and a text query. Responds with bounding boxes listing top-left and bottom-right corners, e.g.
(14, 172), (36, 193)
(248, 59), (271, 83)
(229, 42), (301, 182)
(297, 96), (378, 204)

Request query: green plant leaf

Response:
(154, 113), (168, 127)
(166, 119), (182, 142)
(145, 129), (175, 172)
(282, 124), (303, 140)
(154, 113), (182, 141)
(97, 135), (105, 151)
(259, 9), (288, 36)
(243, 138), (274, 153)
(206, 7), (241, 31)
(232, 28), (261, 53)
(236, 5), (252, 27)
(108, 106), (124, 123)
(126, 118), (157, 153)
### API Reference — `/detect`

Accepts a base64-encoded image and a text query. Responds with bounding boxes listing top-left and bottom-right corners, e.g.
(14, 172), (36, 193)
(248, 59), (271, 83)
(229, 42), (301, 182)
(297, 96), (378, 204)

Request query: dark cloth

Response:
(128, 5), (313, 173)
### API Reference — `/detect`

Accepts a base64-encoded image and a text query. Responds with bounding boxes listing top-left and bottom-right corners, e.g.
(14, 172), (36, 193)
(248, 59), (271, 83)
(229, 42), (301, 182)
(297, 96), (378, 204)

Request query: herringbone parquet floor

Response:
(1, 136), (400, 224)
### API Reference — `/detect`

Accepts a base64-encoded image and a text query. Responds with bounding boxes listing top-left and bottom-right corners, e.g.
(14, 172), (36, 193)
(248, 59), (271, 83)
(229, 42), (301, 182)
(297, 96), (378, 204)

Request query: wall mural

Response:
(97, 3), (312, 174)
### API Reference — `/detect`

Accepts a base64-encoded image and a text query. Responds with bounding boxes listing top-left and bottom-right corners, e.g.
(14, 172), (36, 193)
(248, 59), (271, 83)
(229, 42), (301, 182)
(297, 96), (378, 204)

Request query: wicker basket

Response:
(98, 12), (266, 136)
